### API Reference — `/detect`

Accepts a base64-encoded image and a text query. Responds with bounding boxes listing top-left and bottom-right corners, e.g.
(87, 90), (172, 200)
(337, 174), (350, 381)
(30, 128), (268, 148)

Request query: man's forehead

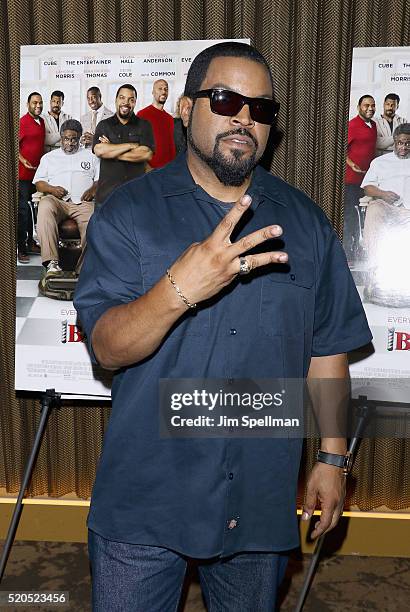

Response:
(117, 88), (136, 98)
(200, 56), (272, 96)
(360, 97), (374, 104)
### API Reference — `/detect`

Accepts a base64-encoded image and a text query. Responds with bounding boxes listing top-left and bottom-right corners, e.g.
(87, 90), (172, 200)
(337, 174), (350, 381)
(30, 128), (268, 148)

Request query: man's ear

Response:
(179, 96), (193, 128)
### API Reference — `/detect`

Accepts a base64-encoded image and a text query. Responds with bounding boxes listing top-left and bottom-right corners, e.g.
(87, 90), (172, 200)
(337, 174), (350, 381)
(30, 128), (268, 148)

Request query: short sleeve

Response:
(361, 160), (379, 189)
(312, 226), (372, 356)
(92, 154), (100, 181)
(92, 121), (105, 153)
(347, 119), (355, 148)
(73, 197), (143, 362)
(140, 119), (155, 151)
(19, 117), (26, 143)
(32, 155), (49, 184)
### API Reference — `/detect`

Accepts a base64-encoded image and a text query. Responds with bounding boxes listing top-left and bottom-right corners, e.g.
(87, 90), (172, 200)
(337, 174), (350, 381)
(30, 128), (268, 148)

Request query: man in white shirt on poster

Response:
(375, 93), (407, 156)
(80, 86), (114, 148)
(33, 119), (99, 278)
(361, 123), (410, 293)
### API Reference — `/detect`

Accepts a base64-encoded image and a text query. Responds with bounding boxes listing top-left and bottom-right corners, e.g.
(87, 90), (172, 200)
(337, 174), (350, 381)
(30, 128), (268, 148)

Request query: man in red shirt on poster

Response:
(18, 92), (45, 263)
(344, 94), (377, 262)
(137, 79), (176, 169)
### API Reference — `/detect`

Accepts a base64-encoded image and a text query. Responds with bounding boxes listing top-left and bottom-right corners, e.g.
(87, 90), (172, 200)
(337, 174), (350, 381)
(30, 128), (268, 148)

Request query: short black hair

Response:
(184, 42), (275, 98)
(51, 90), (64, 100)
(358, 94), (374, 106)
(116, 84), (137, 99)
(87, 86), (101, 96)
(385, 93), (400, 104)
(27, 92), (41, 103)
(393, 123), (410, 139)
(60, 118), (82, 137)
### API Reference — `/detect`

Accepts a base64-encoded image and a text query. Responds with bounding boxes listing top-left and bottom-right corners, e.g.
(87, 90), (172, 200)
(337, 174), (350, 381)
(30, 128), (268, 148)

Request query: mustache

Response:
(215, 128), (258, 149)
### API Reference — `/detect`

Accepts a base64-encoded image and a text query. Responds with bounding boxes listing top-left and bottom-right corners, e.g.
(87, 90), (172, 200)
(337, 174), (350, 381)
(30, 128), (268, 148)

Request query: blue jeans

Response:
(89, 530), (288, 611)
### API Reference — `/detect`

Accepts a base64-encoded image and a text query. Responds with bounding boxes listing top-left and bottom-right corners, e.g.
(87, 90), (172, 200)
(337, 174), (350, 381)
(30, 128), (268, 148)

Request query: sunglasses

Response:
(191, 89), (280, 125)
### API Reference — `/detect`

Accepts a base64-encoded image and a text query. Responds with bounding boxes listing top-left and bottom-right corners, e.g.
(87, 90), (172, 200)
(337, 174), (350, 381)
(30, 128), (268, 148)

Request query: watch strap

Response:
(317, 450), (353, 475)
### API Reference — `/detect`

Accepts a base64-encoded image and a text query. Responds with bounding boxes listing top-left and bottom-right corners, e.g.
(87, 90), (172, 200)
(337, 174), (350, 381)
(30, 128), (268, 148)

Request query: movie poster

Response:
(15, 39), (248, 397)
(344, 47), (410, 402)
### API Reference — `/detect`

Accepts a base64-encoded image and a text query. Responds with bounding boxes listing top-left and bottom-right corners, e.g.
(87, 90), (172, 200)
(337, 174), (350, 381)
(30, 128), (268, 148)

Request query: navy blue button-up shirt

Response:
(74, 154), (372, 557)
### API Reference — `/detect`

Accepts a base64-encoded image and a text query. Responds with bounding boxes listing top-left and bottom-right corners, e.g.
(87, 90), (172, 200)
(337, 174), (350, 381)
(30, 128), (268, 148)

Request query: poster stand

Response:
(295, 395), (410, 611)
(1, 394), (407, 601)
(0, 389), (61, 583)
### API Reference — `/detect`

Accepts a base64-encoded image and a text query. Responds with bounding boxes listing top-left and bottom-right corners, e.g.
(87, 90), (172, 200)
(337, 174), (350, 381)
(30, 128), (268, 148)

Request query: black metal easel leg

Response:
(0, 389), (60, 583)
(294, 402), (371, 612)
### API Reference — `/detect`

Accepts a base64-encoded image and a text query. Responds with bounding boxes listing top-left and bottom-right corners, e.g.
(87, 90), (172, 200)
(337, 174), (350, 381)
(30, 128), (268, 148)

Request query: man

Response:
(18, 92), (45, 263)
(43, 90), (71, 153)
(92, 84), (154, 206)
(344, 95), (377, 260)
(74, 43), (371, 611)
(375, 93), (408, 156)
(80, 86), (114, 148)
(33, 119), (99, 279)
(173, 94), (187, 154)
(362, 123), (410, 296)
(137, 79), (176, 168)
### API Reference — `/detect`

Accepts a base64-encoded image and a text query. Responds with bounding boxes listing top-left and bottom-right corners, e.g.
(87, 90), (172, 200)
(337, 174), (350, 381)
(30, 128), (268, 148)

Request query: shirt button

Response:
(290, 274), (296, 281)
(229, 328), (237, 335)
(228, 472), (234, 480)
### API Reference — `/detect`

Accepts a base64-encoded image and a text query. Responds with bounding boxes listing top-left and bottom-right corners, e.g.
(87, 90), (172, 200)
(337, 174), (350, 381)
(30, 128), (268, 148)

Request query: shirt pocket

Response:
(141, 254), (210, 337)
(128, 131), (141, 143)
(259, 259), (314, 338)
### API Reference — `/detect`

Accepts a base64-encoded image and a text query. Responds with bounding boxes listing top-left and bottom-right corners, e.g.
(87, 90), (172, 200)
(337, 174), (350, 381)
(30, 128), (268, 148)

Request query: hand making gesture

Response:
(169, 194), (288, 306)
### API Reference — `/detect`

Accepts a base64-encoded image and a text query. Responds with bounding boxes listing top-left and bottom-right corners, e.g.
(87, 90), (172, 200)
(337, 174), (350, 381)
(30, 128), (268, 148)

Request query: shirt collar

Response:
(161, 153), (287, 208)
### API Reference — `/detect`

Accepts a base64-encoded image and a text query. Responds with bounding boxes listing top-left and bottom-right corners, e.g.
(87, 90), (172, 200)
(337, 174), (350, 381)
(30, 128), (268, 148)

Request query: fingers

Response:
(302, 487), (337, 540)
(310, 501), (343, 539)
(301, 485), (317, 523)
(234, 251), (287, 274)
(310, 505), (333, 539)
(212, 194), (253, 243)
(229, 223), (284, 258)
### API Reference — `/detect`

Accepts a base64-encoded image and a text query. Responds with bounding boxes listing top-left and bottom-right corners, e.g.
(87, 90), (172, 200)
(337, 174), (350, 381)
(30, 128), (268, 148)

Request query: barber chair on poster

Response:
(359, 195), (410, 308)
(356, 196), (367, 249)
(33, 193), (80, 301)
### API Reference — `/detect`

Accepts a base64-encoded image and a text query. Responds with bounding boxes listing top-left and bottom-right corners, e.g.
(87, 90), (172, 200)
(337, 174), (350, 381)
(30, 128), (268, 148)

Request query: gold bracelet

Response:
(166, 269), (197, 309)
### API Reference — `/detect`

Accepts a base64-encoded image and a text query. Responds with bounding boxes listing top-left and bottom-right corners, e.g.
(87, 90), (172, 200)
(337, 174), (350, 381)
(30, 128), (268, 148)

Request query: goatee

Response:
(188, 121), (258, 187)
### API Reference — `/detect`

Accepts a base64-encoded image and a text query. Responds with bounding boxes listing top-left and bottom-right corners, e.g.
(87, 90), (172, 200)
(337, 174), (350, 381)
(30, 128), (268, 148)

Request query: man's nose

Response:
(231, 104), (254, 126)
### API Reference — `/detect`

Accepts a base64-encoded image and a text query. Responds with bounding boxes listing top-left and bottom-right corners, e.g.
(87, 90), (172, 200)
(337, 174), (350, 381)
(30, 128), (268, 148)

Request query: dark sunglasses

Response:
(191, 89), (280, 125)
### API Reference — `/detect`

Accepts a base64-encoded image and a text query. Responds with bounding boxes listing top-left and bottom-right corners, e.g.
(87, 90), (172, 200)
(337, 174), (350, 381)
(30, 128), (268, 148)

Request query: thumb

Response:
(302, 487), (317, 521)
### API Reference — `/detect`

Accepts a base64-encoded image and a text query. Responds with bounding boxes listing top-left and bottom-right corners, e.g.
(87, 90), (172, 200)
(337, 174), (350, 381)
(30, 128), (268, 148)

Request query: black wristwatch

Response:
(316, 450), (353, 475)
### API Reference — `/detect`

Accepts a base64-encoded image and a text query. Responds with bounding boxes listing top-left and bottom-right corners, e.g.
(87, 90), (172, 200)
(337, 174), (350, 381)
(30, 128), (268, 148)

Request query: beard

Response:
(63, 145), (80, 155)
(119, 107), (132, 119)
(187, 118), (259, 187)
